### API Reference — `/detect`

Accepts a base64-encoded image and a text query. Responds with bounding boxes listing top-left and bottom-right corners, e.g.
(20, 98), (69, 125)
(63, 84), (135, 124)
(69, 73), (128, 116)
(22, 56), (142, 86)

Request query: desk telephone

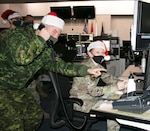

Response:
(113, 90), (150, 114)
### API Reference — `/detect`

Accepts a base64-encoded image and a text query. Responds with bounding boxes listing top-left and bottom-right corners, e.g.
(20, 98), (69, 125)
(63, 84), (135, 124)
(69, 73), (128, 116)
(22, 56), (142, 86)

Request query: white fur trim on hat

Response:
(87, 41), (106, 52)
(41, 15), (65, 31)
(104, 55), (110, 61)
(8, 12), (22, 20)
(1, 20), (8, 24)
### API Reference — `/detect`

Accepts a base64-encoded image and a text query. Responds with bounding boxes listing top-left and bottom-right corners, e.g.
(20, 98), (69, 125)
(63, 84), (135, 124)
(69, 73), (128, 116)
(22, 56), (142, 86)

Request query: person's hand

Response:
(87, 68), (107, 78)
(117, 80), (128, 92)
(37, 28), (50, 41)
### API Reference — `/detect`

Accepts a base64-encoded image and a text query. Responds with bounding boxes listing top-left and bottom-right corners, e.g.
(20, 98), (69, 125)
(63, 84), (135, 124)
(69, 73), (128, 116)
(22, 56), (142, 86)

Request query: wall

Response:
(0, 1), (137, 41)
(0, 1), (135, 15)
(111, 15), (133, 41)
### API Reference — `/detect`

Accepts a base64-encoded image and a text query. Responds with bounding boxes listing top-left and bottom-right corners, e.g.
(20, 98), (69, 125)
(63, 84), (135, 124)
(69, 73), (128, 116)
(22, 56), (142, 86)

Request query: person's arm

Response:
(101, 72), (127, 92)
(44, 55), (90, 77)
(100, 71), (119, 84)
(70, 76), (103, 97)
(44, 54), (107, 77)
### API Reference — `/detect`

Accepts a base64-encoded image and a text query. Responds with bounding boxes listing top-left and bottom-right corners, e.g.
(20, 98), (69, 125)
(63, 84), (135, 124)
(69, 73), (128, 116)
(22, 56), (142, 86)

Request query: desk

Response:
(90, 100), (150, 130)
(90, 65), (150, 130)
(121, 65), (142, 77)
(120, 65), (144, 81)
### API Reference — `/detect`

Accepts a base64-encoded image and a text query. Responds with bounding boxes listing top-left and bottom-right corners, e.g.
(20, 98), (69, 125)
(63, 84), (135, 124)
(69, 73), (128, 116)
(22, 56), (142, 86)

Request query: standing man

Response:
(0, 11), (106, 131)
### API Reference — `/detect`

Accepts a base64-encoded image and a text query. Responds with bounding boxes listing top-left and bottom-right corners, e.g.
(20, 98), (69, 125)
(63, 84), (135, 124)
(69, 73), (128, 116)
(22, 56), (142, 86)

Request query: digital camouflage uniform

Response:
(0, 26), (89, 131)
(70, 58), (123, 131)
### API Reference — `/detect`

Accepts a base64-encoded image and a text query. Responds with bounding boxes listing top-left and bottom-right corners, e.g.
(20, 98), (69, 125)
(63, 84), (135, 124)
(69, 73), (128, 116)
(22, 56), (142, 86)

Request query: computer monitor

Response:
(67, 33), (80, 41)
(50, 6), (72, 19)
(131, 0), (150, 90)
(73, 6), (95, 19)
(131, 0), (150, 51)
(80, 34), (93, 41)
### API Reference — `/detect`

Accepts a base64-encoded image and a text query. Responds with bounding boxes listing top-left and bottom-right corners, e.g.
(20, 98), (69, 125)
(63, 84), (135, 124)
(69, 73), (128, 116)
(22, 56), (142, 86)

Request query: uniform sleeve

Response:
(71, 74), (104, 97)
(44, 56), (89, 77)
(88, 80), (122, 98)
(5, 27), (46, 65)
(100, 72), (119, 84)
(102, 83), (123, 99)
(87, 64), (120, 97)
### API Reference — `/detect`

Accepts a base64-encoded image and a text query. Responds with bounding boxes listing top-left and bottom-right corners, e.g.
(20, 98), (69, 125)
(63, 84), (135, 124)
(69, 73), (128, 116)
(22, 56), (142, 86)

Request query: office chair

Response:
(46, 71), (100, 131)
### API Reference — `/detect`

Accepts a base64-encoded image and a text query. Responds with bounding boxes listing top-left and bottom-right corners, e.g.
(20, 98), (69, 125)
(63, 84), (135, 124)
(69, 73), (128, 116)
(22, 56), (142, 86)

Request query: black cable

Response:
(49, 44), (87, 130)
(128, 47), (135, 62)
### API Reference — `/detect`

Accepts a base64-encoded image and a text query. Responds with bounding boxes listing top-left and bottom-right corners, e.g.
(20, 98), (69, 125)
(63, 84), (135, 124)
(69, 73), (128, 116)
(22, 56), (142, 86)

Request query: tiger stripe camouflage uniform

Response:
(0, 26), (90, 131)
(70, 58), (123, 131)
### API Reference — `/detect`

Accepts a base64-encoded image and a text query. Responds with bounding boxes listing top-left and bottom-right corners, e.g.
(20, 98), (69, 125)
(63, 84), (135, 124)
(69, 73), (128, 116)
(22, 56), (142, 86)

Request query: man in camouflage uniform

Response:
(0, 11), (106, 131)
(70, 41), (127, 131)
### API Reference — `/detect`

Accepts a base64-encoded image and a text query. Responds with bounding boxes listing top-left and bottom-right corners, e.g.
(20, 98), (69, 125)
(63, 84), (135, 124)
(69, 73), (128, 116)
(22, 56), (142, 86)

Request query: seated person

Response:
(70, 40), (127, 131)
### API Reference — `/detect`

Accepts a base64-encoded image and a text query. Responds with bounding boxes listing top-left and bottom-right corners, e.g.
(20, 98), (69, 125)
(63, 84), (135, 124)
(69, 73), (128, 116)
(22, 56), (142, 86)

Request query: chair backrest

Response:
(44, 71), (66, 128)
(48, 71), (87, 130)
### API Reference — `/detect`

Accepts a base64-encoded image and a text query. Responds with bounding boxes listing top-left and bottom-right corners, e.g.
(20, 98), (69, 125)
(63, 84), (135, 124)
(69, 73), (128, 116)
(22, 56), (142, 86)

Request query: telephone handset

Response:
(38, 23), (45, 30)
(38, 23), (54, 47)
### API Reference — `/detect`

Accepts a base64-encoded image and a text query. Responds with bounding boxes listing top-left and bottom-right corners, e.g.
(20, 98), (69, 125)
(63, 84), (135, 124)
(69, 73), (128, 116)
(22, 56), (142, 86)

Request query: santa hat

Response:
(1, 9), (22, 24)
(87, 40), (110, 61)
(41, 12), (65, 31)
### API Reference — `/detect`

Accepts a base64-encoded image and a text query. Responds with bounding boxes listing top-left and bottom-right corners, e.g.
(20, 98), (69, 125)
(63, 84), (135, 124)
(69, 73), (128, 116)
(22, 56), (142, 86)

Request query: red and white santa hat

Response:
(41, 12), (65, 31)
(1, 9), (22, 24)
(87, 40), (110, 61)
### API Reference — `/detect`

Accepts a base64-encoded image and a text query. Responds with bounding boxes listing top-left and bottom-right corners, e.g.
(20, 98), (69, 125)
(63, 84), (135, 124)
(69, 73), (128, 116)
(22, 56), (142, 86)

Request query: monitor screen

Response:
(73, 6), (95, 19)
(50, 6), (72, 19)
(67, 33), (80, 41)
(131, 0), (150, 90)
(140, 2), (150, 33)
(80, 34), (93, 41)
(131, 0), (150, 51)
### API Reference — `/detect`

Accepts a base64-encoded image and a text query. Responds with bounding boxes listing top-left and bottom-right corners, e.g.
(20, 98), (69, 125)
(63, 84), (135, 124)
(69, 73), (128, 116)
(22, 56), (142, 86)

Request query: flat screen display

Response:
(131, 0), (150, 51)
(131, 0), (150, 90)
(50, 6), (72, 19)
(140, 2), (150, 34)
(80, 34), (93, 41)
(73, 6), (95, 19)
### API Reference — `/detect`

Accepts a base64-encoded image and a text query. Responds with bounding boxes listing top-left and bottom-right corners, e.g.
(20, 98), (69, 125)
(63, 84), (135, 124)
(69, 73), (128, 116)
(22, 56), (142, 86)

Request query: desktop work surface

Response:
(89, 65), (150, 130)
(90, 100), (150, 124)
(90, 100), (150, 130)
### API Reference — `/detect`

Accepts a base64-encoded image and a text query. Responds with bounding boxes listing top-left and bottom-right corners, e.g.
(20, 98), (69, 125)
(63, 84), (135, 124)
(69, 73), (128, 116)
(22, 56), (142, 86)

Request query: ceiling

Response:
(0, 0), (95, 3)
(0, 0), (122, 4)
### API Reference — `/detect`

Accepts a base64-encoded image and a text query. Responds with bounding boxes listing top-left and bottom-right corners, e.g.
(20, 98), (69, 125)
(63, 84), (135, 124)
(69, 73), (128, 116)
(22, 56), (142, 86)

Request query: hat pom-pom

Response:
(104, 55), (111, 61)
(2, 20), (8, 24)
